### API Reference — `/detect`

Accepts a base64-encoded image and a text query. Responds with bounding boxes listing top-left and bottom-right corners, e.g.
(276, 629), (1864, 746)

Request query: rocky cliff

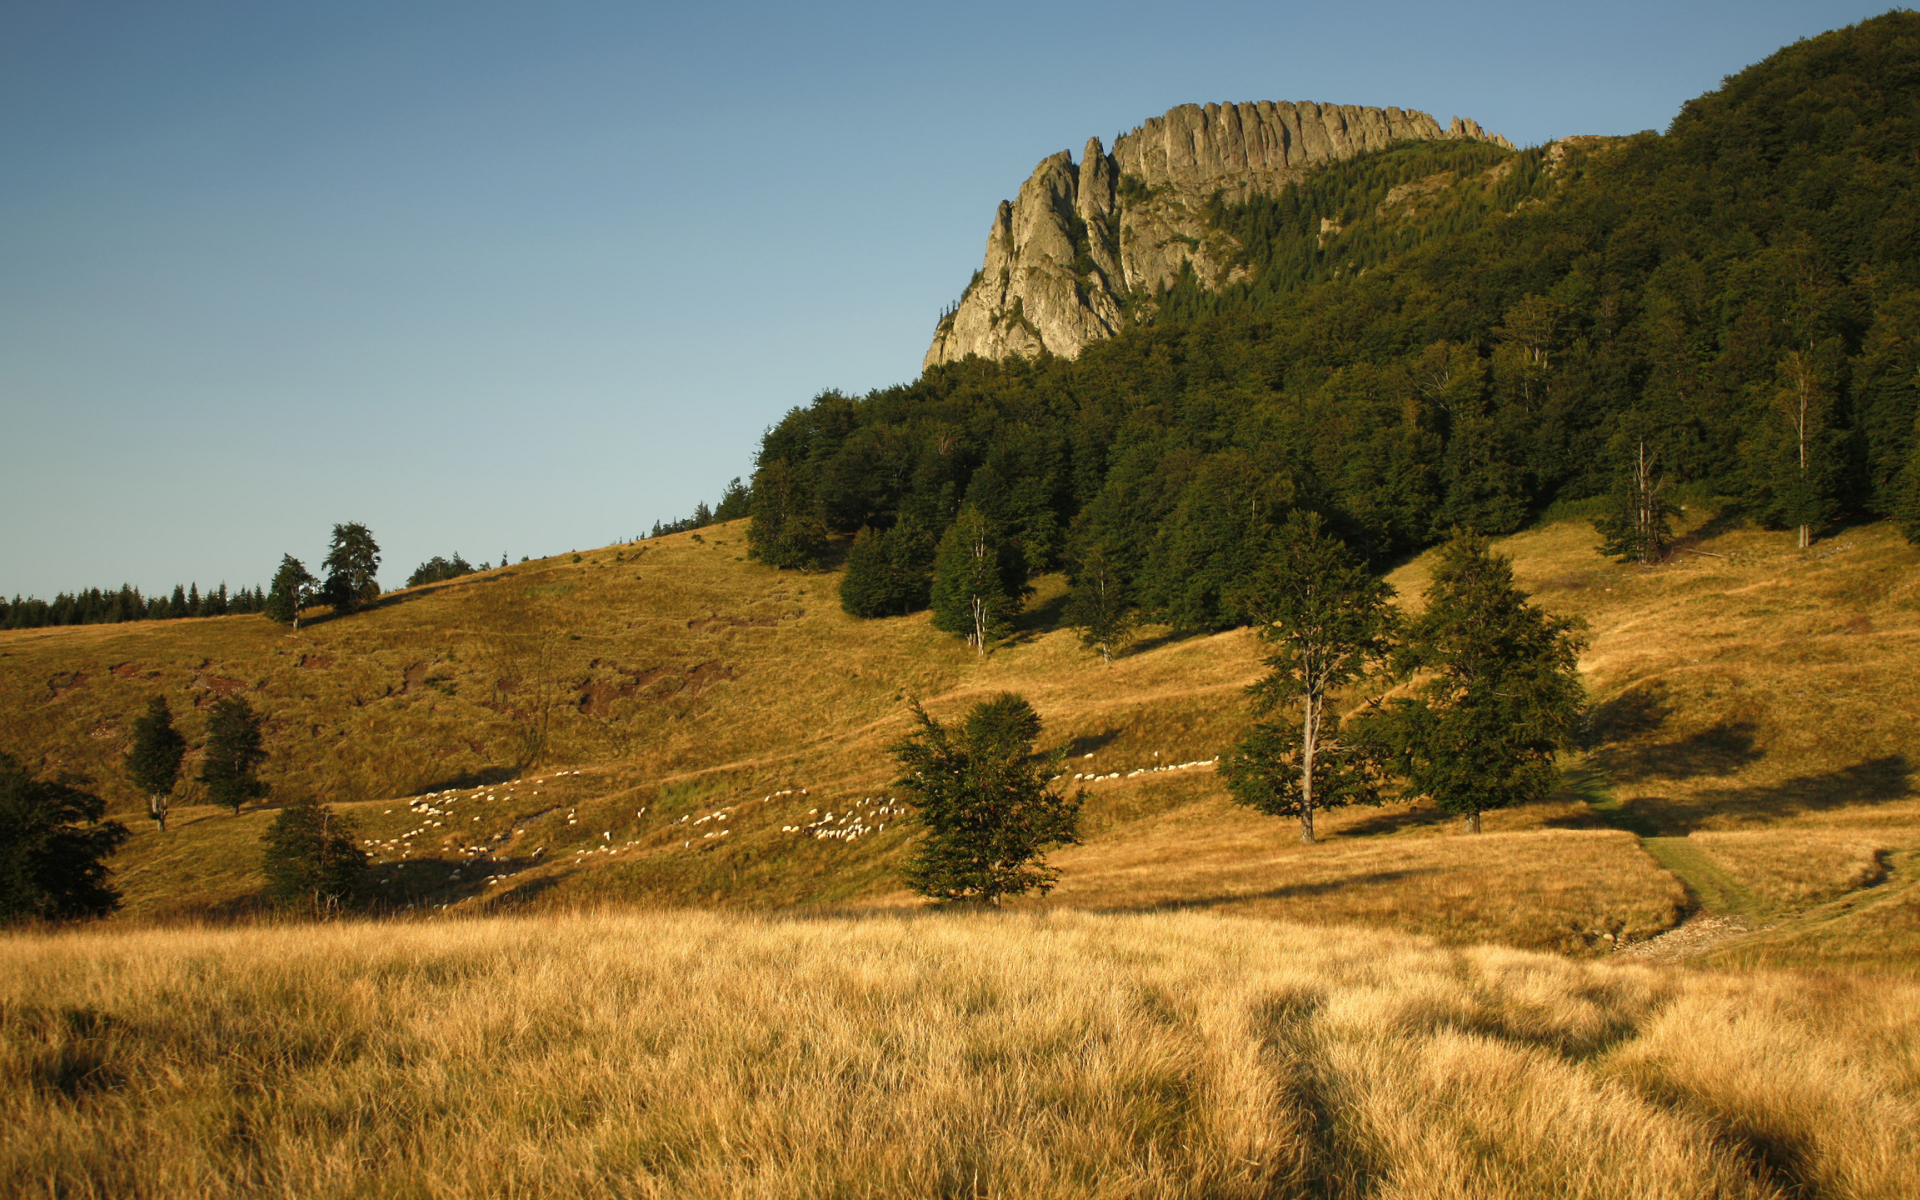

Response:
(925, 101), (1512, 369)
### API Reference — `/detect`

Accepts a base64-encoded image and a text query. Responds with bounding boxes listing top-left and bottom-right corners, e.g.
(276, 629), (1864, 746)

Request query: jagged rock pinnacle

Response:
(925, 101), (1513, 370)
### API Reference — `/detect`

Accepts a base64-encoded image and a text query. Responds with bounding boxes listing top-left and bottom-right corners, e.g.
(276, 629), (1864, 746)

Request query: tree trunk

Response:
(1464, 810), (1481, 834)
(1299, 693), (1318, 845)
(148, 794), (167, 833)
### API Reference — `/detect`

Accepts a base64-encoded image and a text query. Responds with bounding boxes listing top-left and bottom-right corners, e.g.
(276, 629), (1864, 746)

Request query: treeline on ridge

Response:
(749, 14), (1920, 633)
(1, 583), (268, 631)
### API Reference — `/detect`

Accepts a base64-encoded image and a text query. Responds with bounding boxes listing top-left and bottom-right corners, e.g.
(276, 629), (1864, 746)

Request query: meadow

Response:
(2, 509), (1919, 969)
(7, 908), (1918, 1200)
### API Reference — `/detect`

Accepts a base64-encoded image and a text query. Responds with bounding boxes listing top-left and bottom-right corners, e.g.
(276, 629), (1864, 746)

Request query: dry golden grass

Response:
(1691, 830), (1891, 911)
(6, 909), (1918, 1200)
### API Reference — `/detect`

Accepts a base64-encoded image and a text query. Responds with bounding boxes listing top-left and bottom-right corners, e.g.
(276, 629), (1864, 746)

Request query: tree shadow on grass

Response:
(1692, 755), (1915, 822)
(408, 765), (520, 794)
(1064, 729), (1123, 758)
(1098, 867), (1444, 913)
(1331, 804), (1453, 838)
(1594, 721), (1766, 783)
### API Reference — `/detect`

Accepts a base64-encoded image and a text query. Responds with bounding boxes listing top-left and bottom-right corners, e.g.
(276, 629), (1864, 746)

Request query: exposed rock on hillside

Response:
(925, 102), (1512, 369)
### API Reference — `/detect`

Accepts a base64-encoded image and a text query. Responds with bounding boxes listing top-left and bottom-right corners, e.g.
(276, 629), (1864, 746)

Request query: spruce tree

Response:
(890, 693), (1083, 903)
(0, 753), (130, 923)
(261, 798), (366, 913)
(1220, 511), (1395, 844)
(200, 696), (268, 815)
(266, 555), (316, 627)
(929, 508), (1025, 654)
(124, 695), (186, 832)
(1367, 535), (1585, 832)
(320, 522), (382, 613)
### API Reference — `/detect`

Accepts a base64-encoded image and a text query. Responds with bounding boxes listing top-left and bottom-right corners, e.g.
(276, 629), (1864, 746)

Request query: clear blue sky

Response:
(0, 1), (1892, 597)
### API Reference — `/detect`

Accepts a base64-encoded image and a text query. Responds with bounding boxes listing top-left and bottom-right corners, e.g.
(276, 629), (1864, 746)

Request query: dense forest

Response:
(748, 14), (1920, 631)
(0, 583), (268, 631)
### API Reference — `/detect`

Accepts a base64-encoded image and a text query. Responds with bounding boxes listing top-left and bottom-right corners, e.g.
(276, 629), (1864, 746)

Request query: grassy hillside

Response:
(6, 909), (1917, 1200)
(4, 510), (1919, 968)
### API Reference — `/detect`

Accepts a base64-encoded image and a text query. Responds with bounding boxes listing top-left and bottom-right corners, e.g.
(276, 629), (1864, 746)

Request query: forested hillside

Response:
(749, 13), (1920, 632)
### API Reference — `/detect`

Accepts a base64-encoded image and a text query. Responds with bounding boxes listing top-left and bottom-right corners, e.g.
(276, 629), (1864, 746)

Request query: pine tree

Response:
(261, 798), (366, 913)
(124, 695), (186, 831)
(1366, 536), (1585, 833)
(265, 555), (316, 627)
(0, 753), (130, 923)
(200, 696), (268, 815)
(319, 522), (382, 613)
(1220, 511), (1395, 844)
(890, 694), (1083, 904)
(1742, 351), (1837, 549)
(1061, 542), (1133, 664)
(929, 508), (1025, 654)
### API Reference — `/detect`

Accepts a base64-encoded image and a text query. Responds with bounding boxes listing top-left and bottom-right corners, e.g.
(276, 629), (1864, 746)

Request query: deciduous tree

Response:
(0, 753), (129, 923)
(891, 694), (1082, 903)
(1367, 535), (1585, 833)
(930, 508), (1026, 654)
(1220, 511), (1394, 843)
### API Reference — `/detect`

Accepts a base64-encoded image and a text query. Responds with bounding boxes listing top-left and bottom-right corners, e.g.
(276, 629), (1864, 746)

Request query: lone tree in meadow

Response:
(124, 695), (186, 832)
(891, 693), (1083, 904)
(1220, 510), (1396, 844)
(929, 508), (1027, 655)
(319, 522), (382, 614)
(0, 753), (130, 923)
(1366, 535), (1585, 833)
(262, 797), (366, 913)
(200, 696), (268, 816)
(1062, 543), (1133, 665)
(265, 555), (317, 628)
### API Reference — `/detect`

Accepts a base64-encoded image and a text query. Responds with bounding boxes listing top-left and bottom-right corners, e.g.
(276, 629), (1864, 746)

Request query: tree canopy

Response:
(891, 694), (1083, 903)
(0, 754), (130, 923)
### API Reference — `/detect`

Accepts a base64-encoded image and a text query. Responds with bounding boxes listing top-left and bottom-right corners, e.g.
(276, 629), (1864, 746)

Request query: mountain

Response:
(925, 101), (1512, 367)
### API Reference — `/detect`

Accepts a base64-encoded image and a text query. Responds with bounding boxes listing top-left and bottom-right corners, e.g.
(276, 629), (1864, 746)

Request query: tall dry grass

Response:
(6, 909), (1916, 1199)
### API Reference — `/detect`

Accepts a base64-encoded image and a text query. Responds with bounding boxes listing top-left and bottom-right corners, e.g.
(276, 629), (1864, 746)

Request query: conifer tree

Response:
(1366, 536), (1585, 833)
(266, 555), (316, 627)
(124, 695), (186, 832)
(890, 693), (1083, 903)
(1220, 511), (1395, 843)
(320, 522), (382, 613)
(200, 696), (268, 815)
(262, 798), (366, 913)
(929, 508), (1025, 654)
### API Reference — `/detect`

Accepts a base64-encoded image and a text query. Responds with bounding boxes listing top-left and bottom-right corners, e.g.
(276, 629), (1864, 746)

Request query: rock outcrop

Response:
(925, 102), (1512, 369)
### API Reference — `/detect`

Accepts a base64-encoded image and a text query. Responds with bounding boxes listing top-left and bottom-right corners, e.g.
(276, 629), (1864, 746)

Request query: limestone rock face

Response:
(925, 101), (1513, 370)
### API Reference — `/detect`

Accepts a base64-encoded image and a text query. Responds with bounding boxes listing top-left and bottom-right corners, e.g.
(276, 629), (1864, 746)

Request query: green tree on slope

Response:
(124, 696), (186, 832)
(1221, 511), (1396, 844)
(891, 694), (1083, 904)
(0, 754), (129, 923)
(1367, 535), (1585, 833)
(200, 697), (268, 816)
